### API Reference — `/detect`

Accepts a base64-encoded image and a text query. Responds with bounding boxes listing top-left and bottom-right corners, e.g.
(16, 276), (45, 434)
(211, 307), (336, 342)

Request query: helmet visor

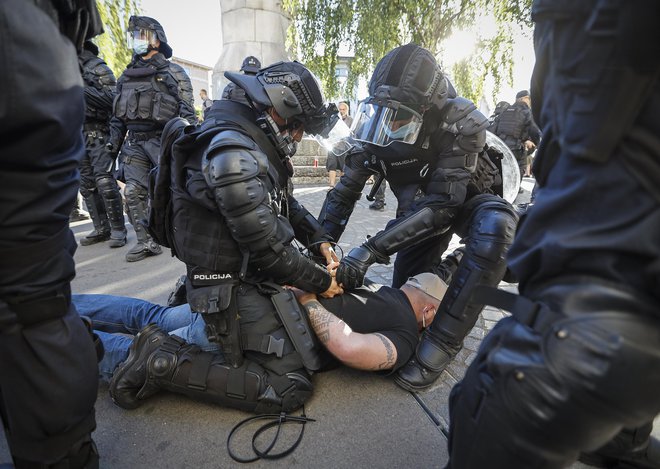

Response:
(352, 101), (422, 146)
(314, 116), (354, 156)
(127, 29), (157, 54)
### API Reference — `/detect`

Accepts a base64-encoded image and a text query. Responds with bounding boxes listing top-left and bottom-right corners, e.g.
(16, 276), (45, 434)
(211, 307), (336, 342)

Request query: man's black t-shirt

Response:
(319, 283), (419, 371)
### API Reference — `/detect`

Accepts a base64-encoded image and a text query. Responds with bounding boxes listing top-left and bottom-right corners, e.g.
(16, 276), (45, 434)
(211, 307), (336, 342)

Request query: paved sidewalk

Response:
(1, 178), (656, 468)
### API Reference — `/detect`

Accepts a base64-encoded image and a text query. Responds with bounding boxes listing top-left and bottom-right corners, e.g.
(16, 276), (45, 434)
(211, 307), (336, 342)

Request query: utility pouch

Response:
(188, 279), (243, 368)
(261, 282), (325, 371)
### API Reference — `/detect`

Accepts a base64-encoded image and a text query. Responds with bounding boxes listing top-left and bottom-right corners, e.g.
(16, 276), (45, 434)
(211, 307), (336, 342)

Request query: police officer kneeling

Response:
(109, 61), (343, 414)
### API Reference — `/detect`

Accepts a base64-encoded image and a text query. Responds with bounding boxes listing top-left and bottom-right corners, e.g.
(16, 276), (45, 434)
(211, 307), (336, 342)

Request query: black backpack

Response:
(146, 117), (194, 251)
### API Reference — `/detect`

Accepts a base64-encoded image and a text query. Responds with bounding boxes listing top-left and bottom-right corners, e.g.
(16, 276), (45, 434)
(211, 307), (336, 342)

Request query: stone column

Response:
(212, 0), (290, 98)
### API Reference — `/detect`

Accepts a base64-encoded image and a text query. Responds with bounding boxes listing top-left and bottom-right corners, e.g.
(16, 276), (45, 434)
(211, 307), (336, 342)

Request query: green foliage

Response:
(283, 0), (532, 102)
(95, 0), (141, 77)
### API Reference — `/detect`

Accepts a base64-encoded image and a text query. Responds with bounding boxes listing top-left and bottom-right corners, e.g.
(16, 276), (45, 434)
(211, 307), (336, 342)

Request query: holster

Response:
(187, 278), (243, 368)
(259, 282), (326, 372)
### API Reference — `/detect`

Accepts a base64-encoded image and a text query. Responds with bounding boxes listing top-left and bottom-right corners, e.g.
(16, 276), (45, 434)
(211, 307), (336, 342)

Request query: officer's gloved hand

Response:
(336, 243), (389, 289)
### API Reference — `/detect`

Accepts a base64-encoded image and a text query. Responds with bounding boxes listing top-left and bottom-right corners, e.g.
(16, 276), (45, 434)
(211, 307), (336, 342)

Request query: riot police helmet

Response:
(127, 16), (172, 58)
(225, 61), (348, 157)
(352, 43), (451, 147)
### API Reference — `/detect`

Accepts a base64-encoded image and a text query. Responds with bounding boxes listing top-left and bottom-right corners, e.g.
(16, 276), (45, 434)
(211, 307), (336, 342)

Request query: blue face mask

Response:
(133, 39), (149, 55)
(385, 121), (416, 140)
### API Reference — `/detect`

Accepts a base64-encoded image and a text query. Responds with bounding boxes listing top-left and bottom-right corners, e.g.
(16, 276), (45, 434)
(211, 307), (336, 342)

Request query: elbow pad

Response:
(254, 245), (332, 294)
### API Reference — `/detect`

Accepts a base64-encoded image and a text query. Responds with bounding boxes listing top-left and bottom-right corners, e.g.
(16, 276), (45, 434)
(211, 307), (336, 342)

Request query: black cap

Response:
(516, 89), (530, 99)
(241, 56), (261, 74)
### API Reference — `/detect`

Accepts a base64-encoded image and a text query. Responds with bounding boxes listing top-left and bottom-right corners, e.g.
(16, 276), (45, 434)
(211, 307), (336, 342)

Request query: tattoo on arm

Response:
(305, 300), (335, 344)
(374, 333), (396, 370)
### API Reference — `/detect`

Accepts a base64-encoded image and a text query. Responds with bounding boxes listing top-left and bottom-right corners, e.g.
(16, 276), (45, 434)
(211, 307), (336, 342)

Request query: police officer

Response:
(0, 1), (103, 466)
(108, 61), (344, 414)
(446, 1), (660, 468)
(319, 44), (518, 391)
(78, 41), (127, 248)
(490, 90), (541, 181)
(108, 16), (195, 262)
(220, 55), (262, 107)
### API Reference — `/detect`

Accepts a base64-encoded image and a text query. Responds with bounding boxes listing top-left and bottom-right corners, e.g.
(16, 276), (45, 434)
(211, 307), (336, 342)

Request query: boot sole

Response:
(108, 324), (164, 409)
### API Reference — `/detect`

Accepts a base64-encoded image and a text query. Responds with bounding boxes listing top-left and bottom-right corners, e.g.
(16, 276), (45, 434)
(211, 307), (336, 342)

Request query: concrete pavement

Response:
(1, 178), (656, 468)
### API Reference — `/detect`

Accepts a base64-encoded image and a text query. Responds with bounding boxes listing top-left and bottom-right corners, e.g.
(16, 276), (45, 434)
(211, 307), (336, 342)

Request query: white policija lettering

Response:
(193, 273), (233, 280)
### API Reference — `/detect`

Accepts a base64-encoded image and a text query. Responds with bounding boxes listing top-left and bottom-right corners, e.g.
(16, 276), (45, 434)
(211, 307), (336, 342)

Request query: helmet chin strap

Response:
(258, 109), (296, 159)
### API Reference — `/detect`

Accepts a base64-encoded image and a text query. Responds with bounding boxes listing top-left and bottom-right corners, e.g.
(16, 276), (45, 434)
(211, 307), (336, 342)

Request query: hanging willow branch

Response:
(282, 0), (532, 103)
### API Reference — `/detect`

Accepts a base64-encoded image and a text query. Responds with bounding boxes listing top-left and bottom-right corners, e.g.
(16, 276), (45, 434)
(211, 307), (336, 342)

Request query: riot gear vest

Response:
(114, 61), (179, 129)
(164, 107), (290, 279)
(168, 124), (245, 276)
(493, 103), (527, 148)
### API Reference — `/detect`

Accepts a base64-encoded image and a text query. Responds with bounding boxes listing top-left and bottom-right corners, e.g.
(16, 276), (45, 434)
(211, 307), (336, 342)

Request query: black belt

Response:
(128, 130), (162, 141)
(474, 285), (558, 334)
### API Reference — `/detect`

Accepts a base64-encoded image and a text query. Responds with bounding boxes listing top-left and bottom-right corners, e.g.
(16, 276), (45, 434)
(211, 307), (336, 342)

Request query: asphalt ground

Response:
(1, 177), (657, 468)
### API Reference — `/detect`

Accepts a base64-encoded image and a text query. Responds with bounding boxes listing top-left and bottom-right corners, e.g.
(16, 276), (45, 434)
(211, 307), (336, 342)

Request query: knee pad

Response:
(124, 182), (146, 204)
(95, 174), (119, 195)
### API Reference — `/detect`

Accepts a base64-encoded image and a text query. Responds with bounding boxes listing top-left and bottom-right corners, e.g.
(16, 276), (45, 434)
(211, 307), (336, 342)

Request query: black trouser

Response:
(121, 133), (161, 242)
(79, 128), (115, 198)
(0, 0), (99, 465)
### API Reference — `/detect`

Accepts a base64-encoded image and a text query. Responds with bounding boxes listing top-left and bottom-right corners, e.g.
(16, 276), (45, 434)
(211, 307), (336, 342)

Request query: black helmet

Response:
(352, 44), (450, 147)
(368, 43), (449, 112)
(225, 61), (339, 138)
(128, 16), (172, 58)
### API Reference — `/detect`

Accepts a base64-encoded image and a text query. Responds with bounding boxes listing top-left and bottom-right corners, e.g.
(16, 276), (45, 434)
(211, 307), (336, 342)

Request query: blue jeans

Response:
(73, 294), (219, 380)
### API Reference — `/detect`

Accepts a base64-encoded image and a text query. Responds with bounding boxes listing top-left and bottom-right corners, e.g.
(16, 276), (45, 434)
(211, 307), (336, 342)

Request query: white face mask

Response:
(133, 39), (149, 55)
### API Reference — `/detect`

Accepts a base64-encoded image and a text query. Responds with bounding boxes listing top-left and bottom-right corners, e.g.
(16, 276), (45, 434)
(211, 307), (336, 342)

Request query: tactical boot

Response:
(580, 434), (660, 469)
(109, 324), (169, 409)
(125, 239), (162, 262)
(394, 337), (460, 391)
(369, 200), (386, 211)
(98, 175), (127, 248)
(80, 229), (111, 246)
(80, 193), (110, 246)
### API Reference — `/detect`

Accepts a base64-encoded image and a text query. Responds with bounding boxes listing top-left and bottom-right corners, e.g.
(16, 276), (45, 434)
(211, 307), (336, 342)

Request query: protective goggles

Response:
(352, 99), (423, 146)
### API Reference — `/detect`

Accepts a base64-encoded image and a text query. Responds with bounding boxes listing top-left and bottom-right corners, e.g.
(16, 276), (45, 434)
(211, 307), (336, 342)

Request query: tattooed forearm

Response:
(304, 300), (335, 344)
(374, 333), (396, 370)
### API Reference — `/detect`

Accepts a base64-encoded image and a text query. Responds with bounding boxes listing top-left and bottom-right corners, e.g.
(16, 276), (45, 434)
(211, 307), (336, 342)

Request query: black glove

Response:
(106, 141), (119, 159)
(336, 244), (388, 289)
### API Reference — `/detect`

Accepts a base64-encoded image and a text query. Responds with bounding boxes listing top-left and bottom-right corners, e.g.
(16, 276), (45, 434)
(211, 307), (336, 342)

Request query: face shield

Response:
(127, 28), (157, 55)
(352, 99), (423, 147)
(314, 114), (353, 156)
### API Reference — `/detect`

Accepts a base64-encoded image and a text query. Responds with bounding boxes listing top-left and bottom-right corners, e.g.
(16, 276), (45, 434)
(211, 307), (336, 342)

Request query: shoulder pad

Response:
(439, 97), (477, 124)
(440, 98), (488, 137)
(168, 62), (192, 86)
(203, 140), (268, 188)
(93, 62), (116, 86)
(206, 129), (259, 155)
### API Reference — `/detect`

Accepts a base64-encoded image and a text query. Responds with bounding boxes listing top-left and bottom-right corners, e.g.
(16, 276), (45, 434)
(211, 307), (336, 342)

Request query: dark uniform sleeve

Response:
(83, 59), (116, 113)
(287, 195), (334, 253)
(318, 146), (374, 241)
(168, 62), (196, 123)
(202, 129), (332, 293)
